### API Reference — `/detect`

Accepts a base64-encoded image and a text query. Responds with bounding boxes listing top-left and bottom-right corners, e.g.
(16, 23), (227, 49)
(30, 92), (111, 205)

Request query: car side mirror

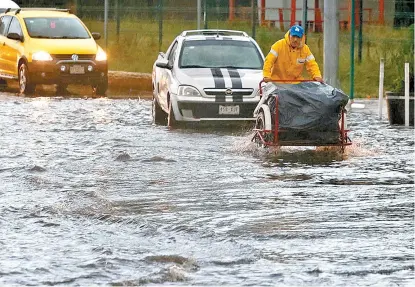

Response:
(91, 32), (101, 40)
(158, 52), (166, 58)
(156, 59), (172, 69)
(7, 32), (23, 42)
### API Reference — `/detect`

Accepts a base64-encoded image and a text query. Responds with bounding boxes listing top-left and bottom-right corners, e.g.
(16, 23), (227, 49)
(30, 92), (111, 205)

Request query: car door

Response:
(0, 15), (12, 76)
(158, 41), (178, 111)
(3, 16), (23, 77)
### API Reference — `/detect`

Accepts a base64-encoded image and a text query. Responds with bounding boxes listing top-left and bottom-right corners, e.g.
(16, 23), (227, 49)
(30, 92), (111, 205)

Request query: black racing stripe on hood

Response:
(211, 68), (225, 89)
(228, 69), (242, 89)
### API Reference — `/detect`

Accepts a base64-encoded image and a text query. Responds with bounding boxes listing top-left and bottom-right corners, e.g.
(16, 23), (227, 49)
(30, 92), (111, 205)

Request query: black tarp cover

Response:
(263, 82), (349, 143)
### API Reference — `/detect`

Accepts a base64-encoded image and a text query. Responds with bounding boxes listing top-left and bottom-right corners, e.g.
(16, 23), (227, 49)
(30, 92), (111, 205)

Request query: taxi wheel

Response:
(92, 77), (108, 96)
(167, 100), (177, 128)
(18, 63), (35, 95)
(0, 78), (7, 90)
(56, 84), (68, 95)
(152, 96), (167, 125)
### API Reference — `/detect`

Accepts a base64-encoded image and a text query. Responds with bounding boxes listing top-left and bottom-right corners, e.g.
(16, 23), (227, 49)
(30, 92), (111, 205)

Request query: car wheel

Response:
(0, 78), (7, 90)
(92, 77), (108, 96)
(18, 63), (35, 95)
(254, 110), (273, 148)
(168, 100), (177, 128)
(152, 96), (167, 125)
(56, 84), (68, 95)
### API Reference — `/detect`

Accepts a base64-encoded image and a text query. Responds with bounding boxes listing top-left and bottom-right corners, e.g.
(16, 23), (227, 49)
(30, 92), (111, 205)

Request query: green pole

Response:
(302, 0), (308, 36)
(115, 0), (120, 43)
(158, 0), (163, 51)
(358, 0), (363, 63)
(251, 0), (256, 39)
(350, 0), (355, 100)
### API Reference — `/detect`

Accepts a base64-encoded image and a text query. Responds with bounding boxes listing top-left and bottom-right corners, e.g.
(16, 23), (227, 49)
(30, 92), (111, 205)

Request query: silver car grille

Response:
(203, 88), (254, 97)
(52, 54), (96, 61)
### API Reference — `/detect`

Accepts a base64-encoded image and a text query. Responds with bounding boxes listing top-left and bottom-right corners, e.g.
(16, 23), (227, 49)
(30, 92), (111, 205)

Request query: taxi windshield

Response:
(24, 17), (90, 39)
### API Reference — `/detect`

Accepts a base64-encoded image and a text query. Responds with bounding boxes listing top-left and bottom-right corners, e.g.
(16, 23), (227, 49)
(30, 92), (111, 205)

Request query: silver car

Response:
(152, 29), (265, 127)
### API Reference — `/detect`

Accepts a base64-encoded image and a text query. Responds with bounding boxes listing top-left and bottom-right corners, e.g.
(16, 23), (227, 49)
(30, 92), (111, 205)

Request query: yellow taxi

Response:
(0, 8), (108, 95)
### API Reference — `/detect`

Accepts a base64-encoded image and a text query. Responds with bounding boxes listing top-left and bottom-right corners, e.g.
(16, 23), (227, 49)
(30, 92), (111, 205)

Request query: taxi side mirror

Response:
(92, 32), (101, 40)
(7, 32), (23, 42)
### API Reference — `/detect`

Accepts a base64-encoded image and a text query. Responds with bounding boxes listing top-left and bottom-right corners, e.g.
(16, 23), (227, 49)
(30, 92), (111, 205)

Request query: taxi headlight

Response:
(178, 85), (201, 97)
(95, 49), (107, 61)
(32, 51), (53, 61)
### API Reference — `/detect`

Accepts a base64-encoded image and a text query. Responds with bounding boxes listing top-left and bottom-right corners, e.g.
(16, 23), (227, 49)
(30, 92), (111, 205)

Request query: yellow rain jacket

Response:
(263, 31), (322, 83)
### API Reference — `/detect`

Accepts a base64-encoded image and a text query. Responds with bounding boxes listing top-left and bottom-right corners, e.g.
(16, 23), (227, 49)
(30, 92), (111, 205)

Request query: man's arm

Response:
(304, 45), (323, 82)
(263, 43), (279, 81)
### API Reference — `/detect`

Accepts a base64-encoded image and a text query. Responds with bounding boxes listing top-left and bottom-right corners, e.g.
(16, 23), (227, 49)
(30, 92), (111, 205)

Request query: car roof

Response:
(0, 0), (19, 9)
(0, 0), (19, 14)
(179, 29), (252, 41)
(4, 8), (73, 18)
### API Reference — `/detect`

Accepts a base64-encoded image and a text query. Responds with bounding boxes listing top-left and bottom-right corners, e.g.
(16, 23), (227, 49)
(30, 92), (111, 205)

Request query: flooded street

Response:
(0, 92), (413, 286)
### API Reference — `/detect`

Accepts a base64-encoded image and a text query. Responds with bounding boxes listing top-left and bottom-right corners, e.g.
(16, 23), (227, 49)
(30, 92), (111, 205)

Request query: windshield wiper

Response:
(50, 36), (88, 39)
(31, 35), (54, 38)
(181, 65), (208, 68)
(222, 66), (260, 69)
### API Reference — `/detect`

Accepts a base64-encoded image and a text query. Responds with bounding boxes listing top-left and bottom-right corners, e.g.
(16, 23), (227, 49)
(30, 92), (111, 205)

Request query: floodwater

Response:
(0, 91), (413, 286)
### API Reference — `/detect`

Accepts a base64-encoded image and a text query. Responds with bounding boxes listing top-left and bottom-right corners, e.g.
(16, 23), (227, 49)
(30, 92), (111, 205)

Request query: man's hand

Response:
(263, 77), (272, 83)
(313, 77), (324, 83)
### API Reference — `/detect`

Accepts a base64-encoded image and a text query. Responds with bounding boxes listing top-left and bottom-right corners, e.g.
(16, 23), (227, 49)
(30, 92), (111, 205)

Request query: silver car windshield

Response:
(24, 17), (90, 39)
(179, 39), (263, 69)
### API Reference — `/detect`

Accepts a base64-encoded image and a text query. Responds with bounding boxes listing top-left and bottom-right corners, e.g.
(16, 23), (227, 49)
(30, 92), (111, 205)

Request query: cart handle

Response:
(258, 79), (318, 97)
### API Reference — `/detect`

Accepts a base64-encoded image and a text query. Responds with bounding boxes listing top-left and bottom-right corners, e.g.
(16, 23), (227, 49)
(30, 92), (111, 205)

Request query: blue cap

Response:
(289, 25), (304, 37)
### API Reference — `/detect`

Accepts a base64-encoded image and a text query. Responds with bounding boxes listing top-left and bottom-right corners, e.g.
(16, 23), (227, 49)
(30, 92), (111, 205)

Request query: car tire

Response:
(18, 63), (35, 95)
(92, 77), (108, 96)
(168, 100), (177, 128)
(152, 95), (167, 125)
(0, 78), (7, 90)
(254, 110), (273, 148)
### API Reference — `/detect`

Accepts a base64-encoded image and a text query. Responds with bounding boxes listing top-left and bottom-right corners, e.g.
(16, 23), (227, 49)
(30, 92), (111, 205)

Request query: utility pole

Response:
(323, 0), (339, 87)
(197, 0), (201, 29)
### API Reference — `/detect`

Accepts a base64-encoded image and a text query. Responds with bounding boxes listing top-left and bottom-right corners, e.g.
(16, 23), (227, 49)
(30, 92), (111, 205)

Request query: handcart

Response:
(252, 80), (352, 152)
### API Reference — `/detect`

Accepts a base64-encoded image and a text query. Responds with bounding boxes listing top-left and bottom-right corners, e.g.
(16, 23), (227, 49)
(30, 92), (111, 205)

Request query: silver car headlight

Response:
(177, 85), (201, 97)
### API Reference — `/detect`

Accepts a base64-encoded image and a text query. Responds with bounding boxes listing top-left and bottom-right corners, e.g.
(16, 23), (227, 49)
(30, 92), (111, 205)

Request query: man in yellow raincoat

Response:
(263, 25), (323, 83)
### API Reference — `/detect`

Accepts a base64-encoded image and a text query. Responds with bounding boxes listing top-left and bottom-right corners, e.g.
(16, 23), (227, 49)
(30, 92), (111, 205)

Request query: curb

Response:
(108, 71), (152, 97)
(3, 71), (153, 98)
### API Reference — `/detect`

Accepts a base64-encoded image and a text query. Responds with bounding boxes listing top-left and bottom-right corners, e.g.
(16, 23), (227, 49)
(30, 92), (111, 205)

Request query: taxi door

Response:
(0, 15), (12, 76)
(2, 16), (24, 77)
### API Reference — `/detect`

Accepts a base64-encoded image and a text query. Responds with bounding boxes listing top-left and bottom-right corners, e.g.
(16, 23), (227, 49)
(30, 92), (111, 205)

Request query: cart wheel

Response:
(253, 110), (273, 148)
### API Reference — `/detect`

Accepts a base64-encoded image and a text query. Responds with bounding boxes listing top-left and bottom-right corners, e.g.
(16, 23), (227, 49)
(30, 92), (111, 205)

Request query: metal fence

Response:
(11, 0), (415, 96)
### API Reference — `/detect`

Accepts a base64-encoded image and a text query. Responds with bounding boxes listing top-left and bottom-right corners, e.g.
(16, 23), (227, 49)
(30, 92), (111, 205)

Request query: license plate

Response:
(219, 105), (239, 115)
(70, 65), (85, 74)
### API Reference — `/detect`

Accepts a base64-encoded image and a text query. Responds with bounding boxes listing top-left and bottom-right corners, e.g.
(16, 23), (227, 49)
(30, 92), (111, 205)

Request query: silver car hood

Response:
(175, 68), (263, 90)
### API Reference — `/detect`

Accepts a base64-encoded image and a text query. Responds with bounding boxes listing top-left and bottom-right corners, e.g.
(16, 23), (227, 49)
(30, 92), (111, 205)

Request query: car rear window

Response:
(179, 39), (263, 69)
(24, 17), (90, 39)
